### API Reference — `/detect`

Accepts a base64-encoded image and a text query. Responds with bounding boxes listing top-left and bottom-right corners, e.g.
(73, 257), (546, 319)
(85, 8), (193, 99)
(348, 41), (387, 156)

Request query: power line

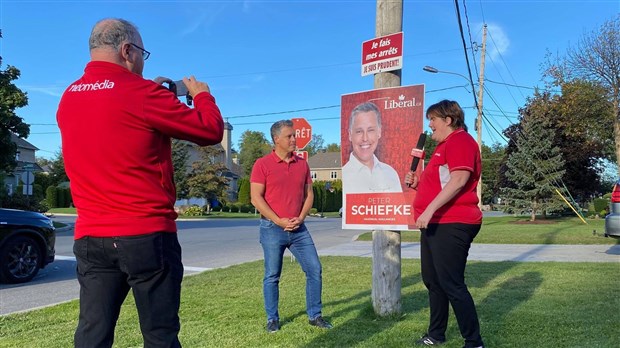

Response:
(485, 78), (560, 92)
(453, 0), (480, 112)
(227, 105), (339, 119)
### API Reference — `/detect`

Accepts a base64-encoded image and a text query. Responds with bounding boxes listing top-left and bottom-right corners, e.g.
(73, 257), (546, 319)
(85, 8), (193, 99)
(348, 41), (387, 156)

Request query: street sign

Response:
(21, 171), (35, 184)
(23, 185), (33, 196)
(361, 32), (403, 77)
(292, 118), (312, 150)
(294, 151), (308, 160)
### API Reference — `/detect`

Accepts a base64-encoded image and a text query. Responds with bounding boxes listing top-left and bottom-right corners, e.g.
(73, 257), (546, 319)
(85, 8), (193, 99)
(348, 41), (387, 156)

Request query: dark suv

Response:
(604, 179), (620, 238)
(0, 208), (56, 283)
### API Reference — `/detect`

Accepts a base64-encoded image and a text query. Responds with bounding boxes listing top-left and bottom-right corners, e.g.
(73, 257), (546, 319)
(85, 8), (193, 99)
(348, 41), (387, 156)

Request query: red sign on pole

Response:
(294, 151), (308, 161)
(292, 118), (312, 150)
(361, 32), (403, 77)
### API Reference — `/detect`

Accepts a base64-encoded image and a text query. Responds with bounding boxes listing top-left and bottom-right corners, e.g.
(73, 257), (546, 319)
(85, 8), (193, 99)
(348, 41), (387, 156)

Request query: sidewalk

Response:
(319, 241), (620, 263)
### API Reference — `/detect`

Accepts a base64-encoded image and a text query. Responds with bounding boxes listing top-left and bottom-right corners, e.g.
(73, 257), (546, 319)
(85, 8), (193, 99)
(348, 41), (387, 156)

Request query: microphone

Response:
(407, 133), (426, 187)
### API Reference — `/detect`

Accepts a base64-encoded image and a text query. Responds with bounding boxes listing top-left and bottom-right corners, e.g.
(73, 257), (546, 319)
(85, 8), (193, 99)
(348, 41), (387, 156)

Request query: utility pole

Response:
(476, 24), (487, 208)
(372, 0), (402, 316)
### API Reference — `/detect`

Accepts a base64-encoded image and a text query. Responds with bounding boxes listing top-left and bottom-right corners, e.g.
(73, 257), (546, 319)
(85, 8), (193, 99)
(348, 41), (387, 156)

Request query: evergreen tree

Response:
(501, 110), (566, 221)
(48, 151), (68, 186)
(237, 177), (251, 205)
(172, 139), (190, 199)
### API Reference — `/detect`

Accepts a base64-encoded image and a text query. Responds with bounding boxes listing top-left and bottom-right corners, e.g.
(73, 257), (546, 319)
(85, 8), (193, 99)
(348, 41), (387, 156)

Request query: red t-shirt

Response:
(57, 61), (224, 239)
(250, 151), (312, 219)
(414, 129), (482, 224)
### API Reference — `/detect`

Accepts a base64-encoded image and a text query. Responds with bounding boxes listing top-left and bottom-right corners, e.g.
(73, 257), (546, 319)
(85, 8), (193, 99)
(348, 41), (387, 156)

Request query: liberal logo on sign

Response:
(384, 94), (423, 110)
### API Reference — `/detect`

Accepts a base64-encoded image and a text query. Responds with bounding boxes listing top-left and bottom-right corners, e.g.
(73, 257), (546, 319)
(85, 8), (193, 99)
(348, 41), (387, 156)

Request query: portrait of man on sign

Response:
(340, 85), (425, 230)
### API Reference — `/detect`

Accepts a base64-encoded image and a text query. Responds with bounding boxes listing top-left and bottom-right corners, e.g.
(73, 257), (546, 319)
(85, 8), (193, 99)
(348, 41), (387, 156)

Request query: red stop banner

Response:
(292, 118), (312, 150)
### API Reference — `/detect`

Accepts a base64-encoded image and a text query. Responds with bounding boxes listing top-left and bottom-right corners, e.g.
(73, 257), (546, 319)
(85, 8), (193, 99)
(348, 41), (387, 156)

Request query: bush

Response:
(183, 205), (204, 216)
(593, 198), (609, 213)
(38, 199), (50, 213)
(600, 209), (609, 217)
(236, 204), (254, 213)
(56, 187), (66, 208)
(46, 186), (57, 208)
(2, 192), (46, 212)
(229, 205), (239, 213)
(310, 208), (318, 215)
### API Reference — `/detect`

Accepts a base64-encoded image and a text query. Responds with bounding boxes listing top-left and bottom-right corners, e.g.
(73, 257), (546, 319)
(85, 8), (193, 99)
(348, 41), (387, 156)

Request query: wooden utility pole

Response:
(476, 24), (487, 207)
(372, 0), (403, 316)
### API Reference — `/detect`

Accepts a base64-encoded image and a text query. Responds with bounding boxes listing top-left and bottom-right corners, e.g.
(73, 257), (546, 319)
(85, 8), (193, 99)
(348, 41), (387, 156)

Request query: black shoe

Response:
(266, 319), (279, 333)
(415, 334), (444, 346)
(309, 316), (333, 329)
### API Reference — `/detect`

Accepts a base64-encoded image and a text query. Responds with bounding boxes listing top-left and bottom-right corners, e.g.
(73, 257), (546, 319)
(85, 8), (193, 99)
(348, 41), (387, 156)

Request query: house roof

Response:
(307, 151), (341, 170)
(10, 133), (38, 151)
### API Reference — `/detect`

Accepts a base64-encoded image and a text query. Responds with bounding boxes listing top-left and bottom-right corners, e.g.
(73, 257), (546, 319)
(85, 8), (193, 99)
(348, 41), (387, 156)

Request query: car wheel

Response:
(0, 235), (42, 284)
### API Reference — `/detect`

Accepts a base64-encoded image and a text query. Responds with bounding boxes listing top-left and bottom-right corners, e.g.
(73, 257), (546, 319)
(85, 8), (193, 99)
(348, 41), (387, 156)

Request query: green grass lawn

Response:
(356, 216), (616, 245)
(1, 257), (618, 347)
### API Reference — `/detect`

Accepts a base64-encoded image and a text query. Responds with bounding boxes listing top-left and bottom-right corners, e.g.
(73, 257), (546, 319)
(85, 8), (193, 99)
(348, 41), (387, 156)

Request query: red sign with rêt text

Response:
(292, 118), (312, 150)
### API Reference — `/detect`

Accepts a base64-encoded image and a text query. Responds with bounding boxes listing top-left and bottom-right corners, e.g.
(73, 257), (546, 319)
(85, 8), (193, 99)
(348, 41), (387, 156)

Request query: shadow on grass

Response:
(295, 258), (545, 347)
(473, 271), (542, 347)
(297, 273), (423, 348)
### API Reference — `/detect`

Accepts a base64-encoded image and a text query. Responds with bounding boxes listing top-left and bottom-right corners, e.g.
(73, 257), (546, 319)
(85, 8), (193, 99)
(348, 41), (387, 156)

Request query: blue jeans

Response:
(259, 219), (323, 322)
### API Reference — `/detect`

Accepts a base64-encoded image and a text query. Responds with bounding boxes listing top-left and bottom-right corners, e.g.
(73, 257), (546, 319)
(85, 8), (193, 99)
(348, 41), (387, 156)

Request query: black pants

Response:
(420, 223), (483, 348)
(73, 232), (184, 348)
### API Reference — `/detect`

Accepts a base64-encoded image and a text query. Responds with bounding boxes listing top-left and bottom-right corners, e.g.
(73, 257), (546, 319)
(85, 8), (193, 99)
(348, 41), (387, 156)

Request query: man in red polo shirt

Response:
(250, 120), (332, 333)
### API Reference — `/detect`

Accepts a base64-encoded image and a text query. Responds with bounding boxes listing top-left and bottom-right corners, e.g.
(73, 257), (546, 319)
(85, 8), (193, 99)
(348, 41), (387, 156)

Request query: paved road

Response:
(0, 216), (361, 316)
(1, 216), (618, 316)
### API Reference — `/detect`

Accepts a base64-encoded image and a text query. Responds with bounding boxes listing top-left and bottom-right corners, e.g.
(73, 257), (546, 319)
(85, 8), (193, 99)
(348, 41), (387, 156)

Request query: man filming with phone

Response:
(57, 18), (224, 348)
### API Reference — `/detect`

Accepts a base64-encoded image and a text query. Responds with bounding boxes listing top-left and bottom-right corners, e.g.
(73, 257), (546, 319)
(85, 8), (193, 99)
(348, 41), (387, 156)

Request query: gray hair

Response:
(270, 120), (294, 143)
(89, 18), (140, 50)
(349, 102), (382, 132)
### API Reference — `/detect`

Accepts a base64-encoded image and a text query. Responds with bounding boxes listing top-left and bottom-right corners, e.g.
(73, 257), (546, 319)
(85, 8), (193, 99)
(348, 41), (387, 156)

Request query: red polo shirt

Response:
(414, 129), (482, 224)
(250, 151), (312, 219)
(57, 61), (224, 239)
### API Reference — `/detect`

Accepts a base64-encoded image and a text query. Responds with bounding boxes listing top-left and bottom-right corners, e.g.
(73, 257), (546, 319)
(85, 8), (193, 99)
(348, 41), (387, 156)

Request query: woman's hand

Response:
(404, 171), (418, 189)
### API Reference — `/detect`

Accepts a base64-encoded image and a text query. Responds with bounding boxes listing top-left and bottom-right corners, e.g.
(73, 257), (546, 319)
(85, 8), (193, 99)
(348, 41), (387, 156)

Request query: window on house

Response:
(311, 171), (317, 179)
(330, 171), (337, 179)
(15, 151), (20, 161)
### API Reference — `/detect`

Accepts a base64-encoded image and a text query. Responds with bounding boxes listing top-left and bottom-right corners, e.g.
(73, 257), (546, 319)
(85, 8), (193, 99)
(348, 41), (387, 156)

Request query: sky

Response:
(1, 0), (618, 159)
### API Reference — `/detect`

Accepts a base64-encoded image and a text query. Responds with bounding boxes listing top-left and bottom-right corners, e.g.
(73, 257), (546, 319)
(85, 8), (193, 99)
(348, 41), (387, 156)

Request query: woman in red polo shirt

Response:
(405, 100), (484, 348)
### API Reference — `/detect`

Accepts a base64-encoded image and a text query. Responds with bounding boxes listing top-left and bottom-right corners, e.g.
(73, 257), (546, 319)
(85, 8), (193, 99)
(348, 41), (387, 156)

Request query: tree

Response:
(305, 134), (325, 156)
(48, 150), (68, 187)
(0, 52), (29, 173)
(186, 146), (230, 207)
(481, 143), (506, 206)
(238, 130), (270, 176)
(237, 177), (251, 205)
(324, 143), (341, 153)
(501, 102), (566, 221)
(172, 139), (190, 199)
(552, 81), (613, 200)
(552, 15), (620, 172)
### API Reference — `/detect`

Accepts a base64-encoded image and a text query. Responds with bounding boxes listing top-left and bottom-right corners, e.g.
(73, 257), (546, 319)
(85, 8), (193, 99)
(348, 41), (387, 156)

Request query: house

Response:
(307, 151), (341, 182)
(4, 134), (43, 195)
(175, 122), (242, 206)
